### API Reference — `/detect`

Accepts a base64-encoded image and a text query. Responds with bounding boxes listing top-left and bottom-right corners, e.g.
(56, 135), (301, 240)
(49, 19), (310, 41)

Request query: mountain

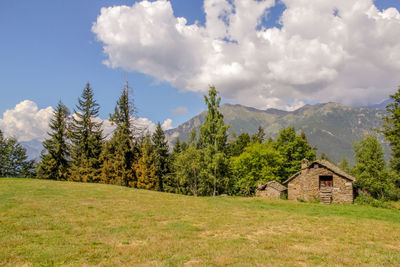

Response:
(166, 102), (390, 164)
(362, 99), (393, 110)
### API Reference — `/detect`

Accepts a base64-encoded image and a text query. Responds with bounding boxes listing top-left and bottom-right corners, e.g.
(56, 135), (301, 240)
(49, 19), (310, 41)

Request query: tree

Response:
(174, 146), (203, 196)
(152, 122), (169, 191)
(228, 132), (250, 157)
(69, 83), (103, 183)
(0, 130), (35, 177)
(251, 126), (265, 143)
(380, 86), (400, 173)
(199, 86), (230, 196)
(319, 152), (332, 162)
(231, 143), (283, 196)
(135, 133), (158, 190)
(37, 101), (70, 180)
(101, 82), (137, 186)
(338, 157), (351, 173)
(352, 135), (389, 198)
(274, 127), (316, 179)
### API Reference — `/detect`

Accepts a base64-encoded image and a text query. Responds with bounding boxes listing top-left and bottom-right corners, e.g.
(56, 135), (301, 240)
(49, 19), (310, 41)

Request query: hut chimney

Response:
(301, 159), (310, 169)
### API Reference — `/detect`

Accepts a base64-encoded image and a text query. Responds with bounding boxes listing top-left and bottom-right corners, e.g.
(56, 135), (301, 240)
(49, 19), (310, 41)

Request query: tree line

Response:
(1, 83), (400, 201)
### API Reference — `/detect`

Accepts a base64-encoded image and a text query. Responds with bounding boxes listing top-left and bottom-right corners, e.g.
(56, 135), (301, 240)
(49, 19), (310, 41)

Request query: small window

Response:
(319, 175), (333, 188)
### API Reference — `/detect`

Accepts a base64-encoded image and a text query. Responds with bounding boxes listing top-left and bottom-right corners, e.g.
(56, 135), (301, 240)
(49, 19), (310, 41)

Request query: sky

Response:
(1, 0), (400, 144)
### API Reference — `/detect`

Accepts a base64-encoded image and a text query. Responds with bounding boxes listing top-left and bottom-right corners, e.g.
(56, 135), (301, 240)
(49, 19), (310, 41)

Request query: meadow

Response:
(1, 178), (400, 266)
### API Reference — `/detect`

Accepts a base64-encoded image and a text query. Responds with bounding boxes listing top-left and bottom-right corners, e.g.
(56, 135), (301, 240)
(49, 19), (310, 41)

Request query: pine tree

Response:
(135, 133), (158, 190)
(251, 126), (265, 143)
(352, 135), (389, 198)
(37, 101), (70, 180)
(152, 122), (169, 191)
(0, 130), (35, 177)
(338, 157), (350, 173)
(101, 82), (137, 186)
(199, 86), (230, 196)
(69, 83), (103, 183)
(380, 86), (400, 173)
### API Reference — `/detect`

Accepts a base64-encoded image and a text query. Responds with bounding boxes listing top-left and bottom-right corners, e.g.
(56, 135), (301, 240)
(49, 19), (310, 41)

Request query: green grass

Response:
(1, 178), (400, 266)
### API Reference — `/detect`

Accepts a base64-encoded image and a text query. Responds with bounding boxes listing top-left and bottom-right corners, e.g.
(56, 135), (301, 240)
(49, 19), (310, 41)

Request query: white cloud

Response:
(0, 100), (172, 143)
(0, 100), (53, 142)
(171, 106), (189, 115)
(162, 118), (173, 130)
(93, 0), (400, 109)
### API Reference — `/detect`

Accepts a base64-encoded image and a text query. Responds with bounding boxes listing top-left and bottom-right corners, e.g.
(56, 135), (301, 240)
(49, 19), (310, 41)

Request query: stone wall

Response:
(256, 187), (283, 199)
(287, 165), (353, 204)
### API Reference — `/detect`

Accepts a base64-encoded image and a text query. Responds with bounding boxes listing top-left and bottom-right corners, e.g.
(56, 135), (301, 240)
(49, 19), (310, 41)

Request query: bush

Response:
(354, 192), (388, 208)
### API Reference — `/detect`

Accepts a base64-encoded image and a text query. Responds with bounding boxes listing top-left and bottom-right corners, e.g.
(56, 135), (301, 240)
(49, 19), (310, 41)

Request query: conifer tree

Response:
(338, 157), (351, 173)
(69, 83), (103, 182)
(0, 130), (35, 177)
(152, 122), (169, 191)
(352, 135), (389, 198)
(136, 133), (158, 190)
(101, 82), (137, 186)
(380, 86), (400, 173)
(37, 101), (70, 180)
(199, 86), (230, 196)
(251, 126), (265, 143)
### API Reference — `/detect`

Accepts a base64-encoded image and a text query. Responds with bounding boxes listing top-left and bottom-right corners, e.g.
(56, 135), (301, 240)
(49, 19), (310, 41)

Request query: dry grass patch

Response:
(1, 178), (400, 266)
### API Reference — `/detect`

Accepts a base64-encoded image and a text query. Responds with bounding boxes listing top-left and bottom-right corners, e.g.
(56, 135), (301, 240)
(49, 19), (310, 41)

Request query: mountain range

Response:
(165, 102), (391, 164)
(21, 101), (392, 164)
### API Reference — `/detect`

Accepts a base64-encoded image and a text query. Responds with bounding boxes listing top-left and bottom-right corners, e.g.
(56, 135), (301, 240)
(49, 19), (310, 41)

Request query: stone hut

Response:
(255, 180), (287, 199)
(283, 159), (356, 204)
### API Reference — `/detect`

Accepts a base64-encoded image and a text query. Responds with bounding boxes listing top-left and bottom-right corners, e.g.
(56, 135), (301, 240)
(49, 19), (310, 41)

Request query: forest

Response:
(1, 83), (400, 204)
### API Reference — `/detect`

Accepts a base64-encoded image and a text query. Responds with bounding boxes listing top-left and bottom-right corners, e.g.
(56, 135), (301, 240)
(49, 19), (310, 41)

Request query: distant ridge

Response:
(166, 102), (390, 164)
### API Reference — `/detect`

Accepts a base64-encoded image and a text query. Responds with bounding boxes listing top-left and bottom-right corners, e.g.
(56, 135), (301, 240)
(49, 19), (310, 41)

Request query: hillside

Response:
(1, 178), (400, 266)
(166, 102), (390, 163)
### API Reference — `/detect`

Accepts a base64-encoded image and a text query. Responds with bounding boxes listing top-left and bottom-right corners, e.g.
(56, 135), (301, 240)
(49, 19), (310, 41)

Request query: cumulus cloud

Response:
(0, 100), (173, 143)
(171, 106), (189, 115)
(93, 0), (400, 109)
(0, 100), (54, 142)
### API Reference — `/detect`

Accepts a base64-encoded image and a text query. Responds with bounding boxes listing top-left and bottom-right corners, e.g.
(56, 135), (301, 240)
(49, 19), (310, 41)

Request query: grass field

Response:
(1, 178), (400, 266)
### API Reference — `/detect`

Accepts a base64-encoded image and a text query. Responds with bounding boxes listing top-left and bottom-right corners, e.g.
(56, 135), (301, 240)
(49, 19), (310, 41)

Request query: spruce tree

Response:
(101, 82), (137, 186)
(37, 101), (70, 180)
(380, 86), (400, 173)
(352, 135), (389, 198)
(251, 126), (265, 143)
(135, 133), (158, 190)
(69, 83), (103, 183)
(0, 130), (35, 177)
(199, 86), (230, 196)
(152, 122), (169, 191)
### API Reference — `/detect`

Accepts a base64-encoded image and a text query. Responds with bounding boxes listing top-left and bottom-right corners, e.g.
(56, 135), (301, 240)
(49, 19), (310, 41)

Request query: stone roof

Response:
(283, 160), (356, 184)
(257, 180), (287, 192)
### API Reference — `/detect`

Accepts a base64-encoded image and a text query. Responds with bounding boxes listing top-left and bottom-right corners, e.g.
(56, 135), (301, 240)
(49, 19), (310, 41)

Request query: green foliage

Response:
(199, 86), (230, 196)
(352, 135), (389, 198)
(173, 146), (203, 196)
(136, 134), (158, 190)
(380, 86), (400, 173)
(338, 157), (351, 173)
(231, 142), (284, 196)
(69, 83), (103, 183)
(0, 130), (36, 177)
(274, 127), (316, 179)
(37, 101), (70, 180)
(354, 192), (388, 208)
(152, 122), (169, 191)
(101, 83), (137, 186)
(228, 132), (250, 157)
(250, 126), (265, 143)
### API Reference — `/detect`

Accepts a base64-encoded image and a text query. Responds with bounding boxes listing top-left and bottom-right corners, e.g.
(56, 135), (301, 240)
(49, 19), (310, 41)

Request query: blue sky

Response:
(1, 0), (400, 138)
